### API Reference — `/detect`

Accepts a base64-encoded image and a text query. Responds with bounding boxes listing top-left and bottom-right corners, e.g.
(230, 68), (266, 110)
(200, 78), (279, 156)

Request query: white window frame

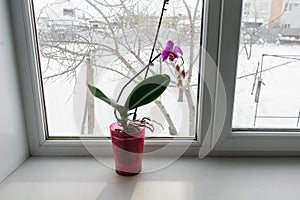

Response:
(212, 0), (300, 156)
(11, 0), (300, 157)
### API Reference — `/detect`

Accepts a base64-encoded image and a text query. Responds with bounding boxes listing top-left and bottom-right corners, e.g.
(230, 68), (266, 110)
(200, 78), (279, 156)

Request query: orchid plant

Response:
(88, 73), (171, 133)
(87, 0), (186, 135)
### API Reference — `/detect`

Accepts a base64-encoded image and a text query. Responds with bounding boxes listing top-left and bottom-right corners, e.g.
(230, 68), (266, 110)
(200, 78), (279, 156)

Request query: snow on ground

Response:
(233, 44), (300, 129)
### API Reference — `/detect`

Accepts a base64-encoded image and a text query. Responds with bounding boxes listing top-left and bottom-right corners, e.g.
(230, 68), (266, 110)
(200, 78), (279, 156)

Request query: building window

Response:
(92, 24), (99, 28)
(281, 24), (291, 28)
(243, 2), (251, 16)
(284, 3), (293, 12)
(63, 8), (75, 17)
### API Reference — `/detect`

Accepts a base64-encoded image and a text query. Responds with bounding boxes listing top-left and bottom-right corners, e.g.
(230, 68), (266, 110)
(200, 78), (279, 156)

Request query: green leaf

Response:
(125, 74), (170, 110)
(87, 84), (124, 113)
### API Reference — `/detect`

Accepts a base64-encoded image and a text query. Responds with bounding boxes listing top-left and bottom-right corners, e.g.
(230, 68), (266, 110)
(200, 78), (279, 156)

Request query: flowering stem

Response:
(145, 0), (169, 78)
(132, 0), (169, 121)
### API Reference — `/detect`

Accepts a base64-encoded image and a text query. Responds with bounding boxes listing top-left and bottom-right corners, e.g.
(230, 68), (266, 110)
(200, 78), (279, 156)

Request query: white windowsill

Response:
(1, 157), (300, 200)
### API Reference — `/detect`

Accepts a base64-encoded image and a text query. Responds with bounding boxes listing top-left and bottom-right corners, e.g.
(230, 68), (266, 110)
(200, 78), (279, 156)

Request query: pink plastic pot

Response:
(110, 122), (145, 176)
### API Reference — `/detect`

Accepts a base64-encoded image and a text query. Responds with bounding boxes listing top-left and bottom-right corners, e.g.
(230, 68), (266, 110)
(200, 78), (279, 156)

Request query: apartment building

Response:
(243, 0), (300, 28)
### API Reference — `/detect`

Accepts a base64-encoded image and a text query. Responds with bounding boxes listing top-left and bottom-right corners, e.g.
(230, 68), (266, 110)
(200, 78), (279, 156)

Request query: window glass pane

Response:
(32, 0), (202, 137)
(233, 0), (300, 129)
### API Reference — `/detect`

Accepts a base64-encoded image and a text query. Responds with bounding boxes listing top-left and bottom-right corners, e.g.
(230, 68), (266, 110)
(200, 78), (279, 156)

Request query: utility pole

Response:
(86, 54), (95, 134)
(81, 53), (95, 135)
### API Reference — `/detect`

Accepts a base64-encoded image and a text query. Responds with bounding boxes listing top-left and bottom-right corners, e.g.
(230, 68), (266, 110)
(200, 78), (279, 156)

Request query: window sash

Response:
(11, 0), (219, 156)
(213, 0), (300, 155)
(32, 0), (204, 140)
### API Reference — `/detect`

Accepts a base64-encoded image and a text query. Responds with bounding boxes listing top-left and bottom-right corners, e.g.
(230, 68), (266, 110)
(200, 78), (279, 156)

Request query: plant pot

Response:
(110, 122), (145, 176)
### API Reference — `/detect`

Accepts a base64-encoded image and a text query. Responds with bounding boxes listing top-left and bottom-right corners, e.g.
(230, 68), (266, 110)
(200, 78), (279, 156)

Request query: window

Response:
(13, 0), (300, 156)
(233, 0), (300, 130)
(283, 2), (300, 12)
(31, 0), (203, 139)
(92, 24), (98, 28)
(63, 8), (75, 17)
(284, 3), (291, 12)
(281, 24), (291, 28)
(243, 2), (251, 16)
(209, 0), (300, 154)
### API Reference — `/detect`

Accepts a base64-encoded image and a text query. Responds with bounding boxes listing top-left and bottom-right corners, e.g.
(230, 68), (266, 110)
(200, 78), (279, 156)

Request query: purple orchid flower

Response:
(161, 40), (183, 62)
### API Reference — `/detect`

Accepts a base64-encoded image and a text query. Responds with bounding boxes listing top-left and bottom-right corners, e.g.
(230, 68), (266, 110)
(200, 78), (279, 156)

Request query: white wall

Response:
(0, 0), (29, 183)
